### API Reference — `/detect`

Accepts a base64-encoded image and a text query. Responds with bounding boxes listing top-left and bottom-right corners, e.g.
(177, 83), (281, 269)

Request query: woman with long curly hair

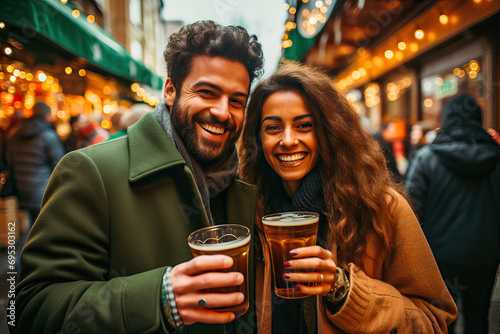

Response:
(239, 62), (457, 333)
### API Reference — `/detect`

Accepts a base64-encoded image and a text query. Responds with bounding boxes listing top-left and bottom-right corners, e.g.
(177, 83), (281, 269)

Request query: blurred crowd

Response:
(0, 101), (153, 240)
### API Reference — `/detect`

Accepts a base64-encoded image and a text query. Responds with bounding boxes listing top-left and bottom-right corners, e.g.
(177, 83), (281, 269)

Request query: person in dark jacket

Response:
(405, 93), (500, 334)
(7, 101), (65, 226)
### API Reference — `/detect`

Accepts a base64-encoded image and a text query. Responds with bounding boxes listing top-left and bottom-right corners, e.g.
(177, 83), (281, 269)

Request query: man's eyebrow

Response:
(192, 81), (248, 98)
(192, 81), (222, 92)
(261, 116), (282, 124)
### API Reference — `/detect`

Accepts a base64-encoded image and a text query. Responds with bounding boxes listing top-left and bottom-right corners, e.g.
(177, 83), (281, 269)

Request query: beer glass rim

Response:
(262, 211), (319, 221)
(188, 224), (250, 248)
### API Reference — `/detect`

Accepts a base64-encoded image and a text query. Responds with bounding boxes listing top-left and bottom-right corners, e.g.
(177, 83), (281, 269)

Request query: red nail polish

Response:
(289, 250), (298, 256)
(282, 273), (291, 279)
(283, 261), (292, 267)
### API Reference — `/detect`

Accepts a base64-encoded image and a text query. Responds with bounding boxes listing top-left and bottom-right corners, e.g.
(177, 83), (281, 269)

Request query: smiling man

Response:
(14, 21), (263, 334)
(165, 55), (249, 167)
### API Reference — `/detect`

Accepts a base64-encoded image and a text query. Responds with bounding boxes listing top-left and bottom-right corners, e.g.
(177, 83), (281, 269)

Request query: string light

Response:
(414, 29), (424, 39)
(87, 15), (95, 23)
(101, 120), (111, 129)
(398, 42), (406, 50)
(37, 71), (47, 82)
(439, 14), (449, 24)
(131, 83), (140, 92)
(72, 10), (80, 18)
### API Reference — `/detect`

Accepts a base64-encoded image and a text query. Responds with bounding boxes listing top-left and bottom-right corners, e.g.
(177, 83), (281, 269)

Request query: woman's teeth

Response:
(277, 153), (306, 164)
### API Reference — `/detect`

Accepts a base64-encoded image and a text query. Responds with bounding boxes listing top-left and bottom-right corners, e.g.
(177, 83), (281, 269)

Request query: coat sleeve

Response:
(323, 193), (457, 333)
(13, 151), (171, 334)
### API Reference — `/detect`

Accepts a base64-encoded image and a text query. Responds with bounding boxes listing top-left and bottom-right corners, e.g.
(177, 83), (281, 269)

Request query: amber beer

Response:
(262, 212), (319, 299)
(187, 224), (251, 317)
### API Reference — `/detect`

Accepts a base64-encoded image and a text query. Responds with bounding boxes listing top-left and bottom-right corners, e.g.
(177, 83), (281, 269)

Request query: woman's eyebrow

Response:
(261, 116), (282, 124)
(293, 114), (312, 121)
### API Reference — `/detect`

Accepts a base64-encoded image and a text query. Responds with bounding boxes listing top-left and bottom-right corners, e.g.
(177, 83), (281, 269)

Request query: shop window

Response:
(130, 0), (142, 27)
(382, 74), (415, 121)
(421, 57), (485, 129)
(363, 83), (382, 131)
(380, 71), (417, 176)
(130, 40), (143, 62)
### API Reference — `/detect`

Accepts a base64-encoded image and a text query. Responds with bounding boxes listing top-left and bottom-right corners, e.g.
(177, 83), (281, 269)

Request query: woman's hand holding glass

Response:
(282, 245), (338, 296)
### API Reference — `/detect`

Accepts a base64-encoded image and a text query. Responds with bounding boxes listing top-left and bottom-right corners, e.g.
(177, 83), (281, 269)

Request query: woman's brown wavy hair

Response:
(239, 61), (400, 265)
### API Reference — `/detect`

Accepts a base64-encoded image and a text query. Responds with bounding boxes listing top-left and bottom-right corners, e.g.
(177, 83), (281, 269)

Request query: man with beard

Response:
(13, 21), (264, 334)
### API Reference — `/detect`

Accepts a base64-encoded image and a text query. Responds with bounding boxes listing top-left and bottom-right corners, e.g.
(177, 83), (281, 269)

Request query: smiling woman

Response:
(260, 90), (318, 196)
(239, 61), (457, 334)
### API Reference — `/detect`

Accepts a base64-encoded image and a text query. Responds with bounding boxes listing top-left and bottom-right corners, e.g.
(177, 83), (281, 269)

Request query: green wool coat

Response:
(14, 112), (257, 334)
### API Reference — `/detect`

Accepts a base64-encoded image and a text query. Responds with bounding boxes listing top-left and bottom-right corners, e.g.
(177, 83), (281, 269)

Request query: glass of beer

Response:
(262, 212), (319, 299)
(187, 224), (251, 317)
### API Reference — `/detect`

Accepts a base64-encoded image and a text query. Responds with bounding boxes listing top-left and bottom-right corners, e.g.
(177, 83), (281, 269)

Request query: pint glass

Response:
(262, 212), (319, 299)
(187, 224), (251, 317)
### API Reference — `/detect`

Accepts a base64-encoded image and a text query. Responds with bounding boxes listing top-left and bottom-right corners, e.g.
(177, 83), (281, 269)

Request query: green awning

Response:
(0, 0), (163, 90)
(283, 28), (316, 62)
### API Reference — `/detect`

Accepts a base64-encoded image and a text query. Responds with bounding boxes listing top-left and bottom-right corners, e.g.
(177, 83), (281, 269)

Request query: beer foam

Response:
(189, 234), (251, 251)
(262, 212), (319, 226)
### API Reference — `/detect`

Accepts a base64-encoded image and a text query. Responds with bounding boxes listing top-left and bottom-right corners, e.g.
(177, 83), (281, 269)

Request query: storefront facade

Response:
(0, 0), (163, 139)
(283, 0), (499, 174)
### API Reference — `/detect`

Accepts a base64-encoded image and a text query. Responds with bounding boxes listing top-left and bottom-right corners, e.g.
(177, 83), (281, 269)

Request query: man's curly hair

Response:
(164, 20), (264, 90)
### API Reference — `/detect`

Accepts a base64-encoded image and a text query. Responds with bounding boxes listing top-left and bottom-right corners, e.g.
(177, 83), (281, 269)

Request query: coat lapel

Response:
(127, 112), (185, 182)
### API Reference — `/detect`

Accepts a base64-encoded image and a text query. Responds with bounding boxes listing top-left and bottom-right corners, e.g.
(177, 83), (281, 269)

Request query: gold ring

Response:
(319, 273), (324, 284)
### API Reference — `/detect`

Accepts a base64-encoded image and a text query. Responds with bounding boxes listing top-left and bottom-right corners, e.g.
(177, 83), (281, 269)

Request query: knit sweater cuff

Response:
(325, 263), (371, 332)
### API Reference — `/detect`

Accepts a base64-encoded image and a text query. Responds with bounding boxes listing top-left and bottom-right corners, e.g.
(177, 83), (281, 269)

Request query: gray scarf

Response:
(153, 101), (238, 225)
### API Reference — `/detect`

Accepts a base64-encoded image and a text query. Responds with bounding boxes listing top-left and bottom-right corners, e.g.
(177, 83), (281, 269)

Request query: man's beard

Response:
(170, 99), (241, 166)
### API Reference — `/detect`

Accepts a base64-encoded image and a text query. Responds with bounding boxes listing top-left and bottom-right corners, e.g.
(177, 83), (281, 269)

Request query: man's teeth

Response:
(277, 153), (306, 163)
(200, 123), (225, 135)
